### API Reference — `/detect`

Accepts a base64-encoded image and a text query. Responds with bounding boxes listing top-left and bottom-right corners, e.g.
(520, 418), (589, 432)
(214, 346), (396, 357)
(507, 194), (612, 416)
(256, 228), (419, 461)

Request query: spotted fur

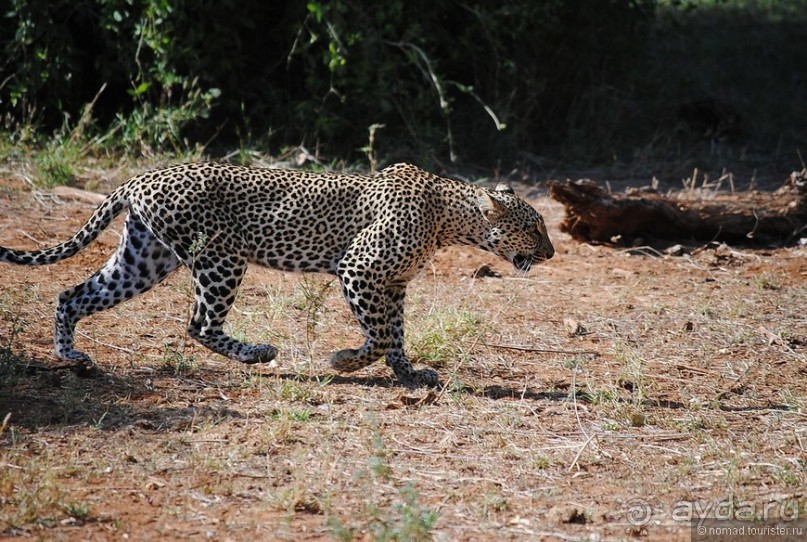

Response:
(0, 162), (554, 386)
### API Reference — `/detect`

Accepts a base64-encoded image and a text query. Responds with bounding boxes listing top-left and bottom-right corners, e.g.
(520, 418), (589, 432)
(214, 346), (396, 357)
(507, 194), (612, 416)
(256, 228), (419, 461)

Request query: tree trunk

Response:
(547, 171), (807, 247)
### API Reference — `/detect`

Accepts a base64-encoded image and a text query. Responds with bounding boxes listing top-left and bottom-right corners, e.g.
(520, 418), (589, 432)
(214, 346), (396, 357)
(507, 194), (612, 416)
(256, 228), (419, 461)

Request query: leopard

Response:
(0, 162), (554, 387)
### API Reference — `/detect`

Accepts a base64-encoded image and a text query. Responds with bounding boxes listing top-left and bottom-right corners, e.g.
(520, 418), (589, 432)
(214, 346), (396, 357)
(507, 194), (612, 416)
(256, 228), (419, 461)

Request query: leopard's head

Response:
(477, 183), (554, 271)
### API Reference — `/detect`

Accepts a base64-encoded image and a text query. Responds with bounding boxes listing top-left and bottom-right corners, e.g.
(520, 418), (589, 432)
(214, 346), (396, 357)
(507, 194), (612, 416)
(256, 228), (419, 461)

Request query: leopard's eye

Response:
(535, 221), (546, 236)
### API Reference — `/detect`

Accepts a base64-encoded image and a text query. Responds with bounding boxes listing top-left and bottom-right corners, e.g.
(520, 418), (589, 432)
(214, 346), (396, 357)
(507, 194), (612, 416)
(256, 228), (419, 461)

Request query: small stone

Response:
(683, 321), (695, 332)
(547, 505), (589, 525)
(563, 318), (587, 336)
(665, 244), (686, 256)
(472, 264), (501, 278)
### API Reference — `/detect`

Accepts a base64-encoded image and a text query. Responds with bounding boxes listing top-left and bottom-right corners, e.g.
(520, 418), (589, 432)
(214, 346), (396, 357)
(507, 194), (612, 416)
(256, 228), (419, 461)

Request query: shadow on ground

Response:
(1, 356), (793, 433)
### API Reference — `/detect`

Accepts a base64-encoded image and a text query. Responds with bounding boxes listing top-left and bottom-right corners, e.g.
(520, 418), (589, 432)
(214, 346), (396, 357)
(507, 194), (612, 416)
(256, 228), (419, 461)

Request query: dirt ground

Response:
(0, 173), (805, 541)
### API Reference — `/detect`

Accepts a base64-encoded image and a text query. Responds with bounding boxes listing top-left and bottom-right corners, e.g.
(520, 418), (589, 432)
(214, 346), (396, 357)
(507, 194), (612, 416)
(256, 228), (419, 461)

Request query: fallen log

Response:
(547, 170), (807, 247)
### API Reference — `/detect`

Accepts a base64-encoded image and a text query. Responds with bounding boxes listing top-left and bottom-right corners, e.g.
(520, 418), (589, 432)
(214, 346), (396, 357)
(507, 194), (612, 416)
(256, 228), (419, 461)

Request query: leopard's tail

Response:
(0, 186), (130, 266)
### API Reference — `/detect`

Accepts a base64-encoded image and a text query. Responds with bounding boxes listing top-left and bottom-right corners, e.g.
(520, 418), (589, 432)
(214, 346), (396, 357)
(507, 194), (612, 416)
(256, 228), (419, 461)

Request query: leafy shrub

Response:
(0, 0), (653, 164)
(2, 1), (805, 170)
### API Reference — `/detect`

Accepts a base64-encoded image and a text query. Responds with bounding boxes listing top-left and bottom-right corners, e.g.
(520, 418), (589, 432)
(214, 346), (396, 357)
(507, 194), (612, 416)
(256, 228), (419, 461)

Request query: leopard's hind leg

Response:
(184, 246), (277, 364)
(55, 215), (180, 365)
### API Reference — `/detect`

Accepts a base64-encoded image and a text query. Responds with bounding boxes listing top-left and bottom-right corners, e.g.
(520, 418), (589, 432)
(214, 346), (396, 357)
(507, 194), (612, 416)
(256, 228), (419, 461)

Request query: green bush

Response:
(0, 0), (653, 164)
(1, 0), (805, 171)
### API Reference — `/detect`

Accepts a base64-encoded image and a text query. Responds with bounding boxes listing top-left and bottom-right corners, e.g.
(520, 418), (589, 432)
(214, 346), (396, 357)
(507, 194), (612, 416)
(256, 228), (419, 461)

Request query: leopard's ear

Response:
(477, 191), (507, 223)
(494, 182), (515, 194)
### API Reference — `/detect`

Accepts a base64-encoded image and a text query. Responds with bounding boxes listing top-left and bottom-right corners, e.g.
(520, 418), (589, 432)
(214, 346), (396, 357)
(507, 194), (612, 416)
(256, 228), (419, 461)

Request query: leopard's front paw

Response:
(410, 368), (440, 388)
(241, 344), (278, 364)
(330, 348), (363, 372)
(393, 364), (441, 388)
(57, 349), (99, 376)
(58, 348), (93, 365)
(387, 356), (441, 387)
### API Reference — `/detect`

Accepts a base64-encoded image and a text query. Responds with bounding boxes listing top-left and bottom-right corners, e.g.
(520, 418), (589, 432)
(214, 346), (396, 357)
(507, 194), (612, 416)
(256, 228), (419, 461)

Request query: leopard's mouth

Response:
(512, 250), (554, 271)
(512, 254), (534, 272)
